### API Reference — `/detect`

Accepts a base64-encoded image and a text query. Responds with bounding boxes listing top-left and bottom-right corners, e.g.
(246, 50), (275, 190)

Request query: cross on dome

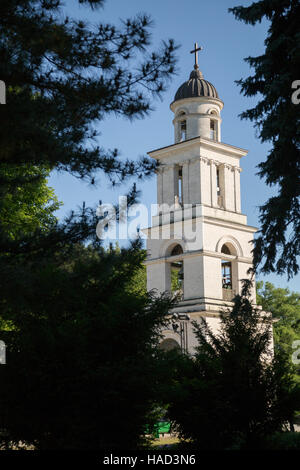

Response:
(190, 42), (203, 70)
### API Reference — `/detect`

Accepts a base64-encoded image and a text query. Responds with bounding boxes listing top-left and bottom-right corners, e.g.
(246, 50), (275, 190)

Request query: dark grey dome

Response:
(174, 68), (219, 101)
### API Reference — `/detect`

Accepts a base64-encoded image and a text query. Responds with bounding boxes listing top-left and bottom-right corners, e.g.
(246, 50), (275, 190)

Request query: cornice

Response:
(156, 154), (242, 173)
(144, 248), (253, 266)
(148, 136), (248, 160)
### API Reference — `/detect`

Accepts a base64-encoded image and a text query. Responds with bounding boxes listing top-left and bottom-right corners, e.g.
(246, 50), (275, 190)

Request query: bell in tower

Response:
(142, 44), (259, 354)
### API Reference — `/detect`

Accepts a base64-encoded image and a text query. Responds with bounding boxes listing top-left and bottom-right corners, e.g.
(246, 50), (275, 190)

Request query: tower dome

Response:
(174, 68), (219, 102)
(170, 44), (223, 143)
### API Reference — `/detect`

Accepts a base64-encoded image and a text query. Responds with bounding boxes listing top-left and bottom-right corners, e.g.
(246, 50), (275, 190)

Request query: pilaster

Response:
(234, 167), (241, 213)
(163, 164), (177, 207)
(182, 161), (190, 205)
(199, 156), (211, 205)
(189, 158), (201, 205)
(223, 164), (235, 211)
(210, 160), (218, 208)
(156, 167), (164, 206)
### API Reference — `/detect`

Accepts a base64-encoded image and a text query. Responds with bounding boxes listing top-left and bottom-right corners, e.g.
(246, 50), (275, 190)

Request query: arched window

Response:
(209, 110), (218, 141)
(178, 166), (183, 204)
(159, 338), (181, 352)
(168, 244), (184, 297)
(170, 245), (183, 256)
(174, 165), (183, 206)
(216, 166), (224, 207)
(180, 120), (187, 141)
(177, 112), (187, 141)
(220, 243), (235, 301)
(210, 119), (217, 140)
(216, 167), (221, 197)
(222, 260), (232, 289)
(221, 244), (231, 255)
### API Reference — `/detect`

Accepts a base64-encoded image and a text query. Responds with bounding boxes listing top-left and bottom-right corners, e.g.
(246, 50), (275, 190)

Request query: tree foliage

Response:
(0, 0), (177, 449)
(0, 0), (178, 256)
(229, 0), (300, 278)
(0, 242), (174, 449)
(166, 281), (299, 449)
(257, 280), (300, 383)
(0, 0), (177, 184)
(0, 164), (61, 239)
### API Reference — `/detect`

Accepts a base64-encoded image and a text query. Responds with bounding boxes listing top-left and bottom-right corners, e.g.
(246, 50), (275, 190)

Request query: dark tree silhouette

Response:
(230, 0), (300, 278)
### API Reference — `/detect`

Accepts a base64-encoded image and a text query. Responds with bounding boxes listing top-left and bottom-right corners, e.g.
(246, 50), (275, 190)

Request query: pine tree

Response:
(0, 0), (177, 449)
(167, 281), (299, 449)
(229, 0), (300, 278)
(0, 0), (177, 254)
(0, 0), (177, 183)
(0, 242), (174, 449)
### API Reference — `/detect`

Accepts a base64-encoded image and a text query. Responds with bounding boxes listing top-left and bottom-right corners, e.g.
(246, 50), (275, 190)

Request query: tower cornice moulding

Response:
(148, 136), (248, 160)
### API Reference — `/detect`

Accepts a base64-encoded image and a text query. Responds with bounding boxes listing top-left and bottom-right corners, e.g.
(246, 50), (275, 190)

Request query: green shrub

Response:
(264, 432), (300, 450)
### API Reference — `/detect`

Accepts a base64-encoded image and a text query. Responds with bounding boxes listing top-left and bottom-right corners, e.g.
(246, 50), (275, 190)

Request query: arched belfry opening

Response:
(158, 338), (181, 352)
(166, 244), (184, 298)
(176, 111), (187, 142)
(210, 114), (217, 141)
(208, 109), (220, 141)
(170, 244), (183, 256)
(221, 243), (231, 255)
(221, 243), (237, 301)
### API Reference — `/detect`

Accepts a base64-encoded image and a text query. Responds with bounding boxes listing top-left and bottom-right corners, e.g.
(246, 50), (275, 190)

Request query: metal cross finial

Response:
(190, 42), (203, 69)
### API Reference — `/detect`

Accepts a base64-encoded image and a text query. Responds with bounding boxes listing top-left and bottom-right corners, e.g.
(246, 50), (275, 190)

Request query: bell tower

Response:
(143, 45), (258, 353)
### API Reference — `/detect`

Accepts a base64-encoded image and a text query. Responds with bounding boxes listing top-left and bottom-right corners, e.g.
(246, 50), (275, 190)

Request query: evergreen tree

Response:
(0, 0), (177, 258)
(0, 0), (177, 183)
(0, 0), (177, 449)
(229, 0), (300, 278)
(0, 242), (174, 449)
(167, 281), (299, 449)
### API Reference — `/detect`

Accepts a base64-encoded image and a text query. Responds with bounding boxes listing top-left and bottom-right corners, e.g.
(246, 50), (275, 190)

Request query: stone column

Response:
(234, 167), (241, 213)
(172, 118), (178, 143)
(156, 167), (164, 206)
(210, 160), (217, 207)
(189, 158), (201, 204)
(146, 261), (170, 294)
(182, 160), (189, 205)
(183, 256), (204, 300)
(202, 255), (222, 300)
(163, 164), (177, 207)
(217, 118), (222, 142)
(223, 164), (235, 211)
(199, 156), (210, 205)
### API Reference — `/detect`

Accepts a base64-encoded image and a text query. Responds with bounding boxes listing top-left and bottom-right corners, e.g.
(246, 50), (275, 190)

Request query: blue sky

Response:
(49, 0), (299, 292)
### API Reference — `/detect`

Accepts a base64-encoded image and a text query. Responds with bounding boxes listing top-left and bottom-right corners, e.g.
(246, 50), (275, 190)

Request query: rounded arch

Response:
(221, 244), (231, 255)
(216, 236), (243, 257)
(160, 239), (186, 258)
(207, 108), (219, 117)
(170, 244), (183, 257)
(158, 338), (181, 352)
(175, 107), (189, 119)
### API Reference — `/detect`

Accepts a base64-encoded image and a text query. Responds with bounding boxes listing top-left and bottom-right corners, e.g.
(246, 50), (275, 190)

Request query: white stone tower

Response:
(143, 45), (258, 353)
